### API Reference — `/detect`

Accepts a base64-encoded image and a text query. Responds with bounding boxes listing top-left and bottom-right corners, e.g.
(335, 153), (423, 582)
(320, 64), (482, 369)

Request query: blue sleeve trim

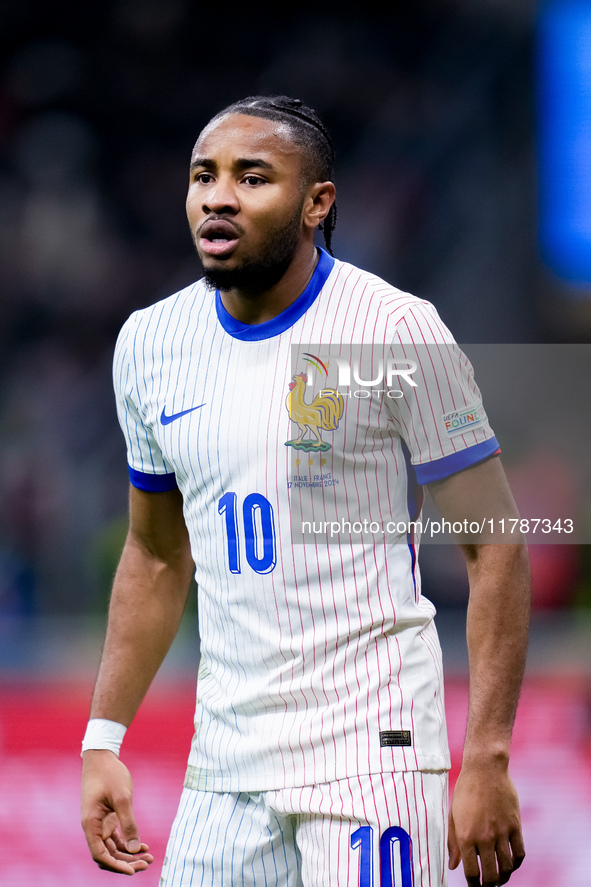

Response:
(414, 437), (501, 485)
(128, 466), (178, 492)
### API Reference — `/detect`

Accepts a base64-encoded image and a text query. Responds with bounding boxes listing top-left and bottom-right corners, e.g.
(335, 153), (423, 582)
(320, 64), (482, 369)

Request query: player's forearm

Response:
(89, 529), (194, 726)
(461, 542), (530, 767)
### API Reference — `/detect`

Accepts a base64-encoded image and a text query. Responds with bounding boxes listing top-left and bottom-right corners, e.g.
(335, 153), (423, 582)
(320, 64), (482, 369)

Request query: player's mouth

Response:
(198, 219), (242, 258)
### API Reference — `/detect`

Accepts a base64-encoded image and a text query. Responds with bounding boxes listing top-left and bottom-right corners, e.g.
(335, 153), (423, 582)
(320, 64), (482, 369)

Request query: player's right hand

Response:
(81, 749), (154, 875)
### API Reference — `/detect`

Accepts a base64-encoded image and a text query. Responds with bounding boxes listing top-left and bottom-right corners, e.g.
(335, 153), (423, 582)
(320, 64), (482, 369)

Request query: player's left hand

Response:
(448, 762), (525, 886)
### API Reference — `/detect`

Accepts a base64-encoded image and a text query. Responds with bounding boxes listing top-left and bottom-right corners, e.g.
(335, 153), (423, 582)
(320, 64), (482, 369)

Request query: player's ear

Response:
(303, 181), (336, 230)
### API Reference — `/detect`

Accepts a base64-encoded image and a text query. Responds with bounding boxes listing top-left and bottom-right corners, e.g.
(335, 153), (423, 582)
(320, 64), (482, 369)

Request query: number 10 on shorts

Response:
(351, 825), (413, 887)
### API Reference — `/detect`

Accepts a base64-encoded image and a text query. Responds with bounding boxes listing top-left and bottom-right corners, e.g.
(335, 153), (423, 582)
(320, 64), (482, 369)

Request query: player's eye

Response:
(243, 174), (265, 186)
(194, 172), (214, 184)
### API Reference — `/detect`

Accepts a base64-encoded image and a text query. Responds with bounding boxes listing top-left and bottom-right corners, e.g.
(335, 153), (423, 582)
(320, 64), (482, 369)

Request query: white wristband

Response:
(81, 718), (127, 757)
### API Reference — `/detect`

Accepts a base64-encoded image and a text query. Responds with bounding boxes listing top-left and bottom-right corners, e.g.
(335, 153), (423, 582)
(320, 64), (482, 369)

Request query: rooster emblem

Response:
(285, 372), (344, 451)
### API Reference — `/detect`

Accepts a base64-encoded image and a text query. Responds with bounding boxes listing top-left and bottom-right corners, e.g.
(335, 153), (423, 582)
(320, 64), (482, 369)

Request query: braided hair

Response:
(207, 95), (338, 255)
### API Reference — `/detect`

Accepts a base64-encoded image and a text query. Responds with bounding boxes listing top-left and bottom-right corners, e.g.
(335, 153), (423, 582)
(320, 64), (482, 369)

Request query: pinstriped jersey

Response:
(113, 249), (498, 791)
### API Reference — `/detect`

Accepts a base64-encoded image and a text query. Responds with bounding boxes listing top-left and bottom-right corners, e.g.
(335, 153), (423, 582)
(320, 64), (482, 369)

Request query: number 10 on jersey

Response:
(218, 492), (277, 574)
(351, 825), (414, 887)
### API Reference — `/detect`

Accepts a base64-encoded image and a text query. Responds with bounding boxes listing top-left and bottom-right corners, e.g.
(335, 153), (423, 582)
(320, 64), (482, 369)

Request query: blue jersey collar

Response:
(215, 248), (335, 341)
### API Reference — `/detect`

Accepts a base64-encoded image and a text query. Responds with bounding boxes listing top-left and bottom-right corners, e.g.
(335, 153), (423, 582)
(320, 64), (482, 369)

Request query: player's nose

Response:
(202, 174), (239, 215)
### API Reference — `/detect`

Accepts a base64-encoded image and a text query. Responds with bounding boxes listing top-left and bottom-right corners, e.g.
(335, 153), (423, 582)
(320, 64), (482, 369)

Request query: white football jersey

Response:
(114, 249), (498, 791)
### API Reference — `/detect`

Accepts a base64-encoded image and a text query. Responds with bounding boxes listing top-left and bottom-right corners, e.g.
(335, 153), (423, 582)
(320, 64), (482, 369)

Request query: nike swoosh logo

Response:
(160, 404), (206, 425)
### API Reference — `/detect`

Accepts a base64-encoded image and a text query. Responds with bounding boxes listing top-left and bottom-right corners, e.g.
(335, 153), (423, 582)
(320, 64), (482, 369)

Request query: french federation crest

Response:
(285, 354), (344, 452)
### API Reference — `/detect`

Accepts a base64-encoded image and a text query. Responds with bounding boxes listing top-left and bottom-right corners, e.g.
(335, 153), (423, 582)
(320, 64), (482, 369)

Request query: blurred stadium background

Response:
(1, 0), (590, 884)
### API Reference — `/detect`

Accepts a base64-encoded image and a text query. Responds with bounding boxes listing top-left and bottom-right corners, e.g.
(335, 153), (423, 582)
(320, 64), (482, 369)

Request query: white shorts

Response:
(159, 771), (448, 887)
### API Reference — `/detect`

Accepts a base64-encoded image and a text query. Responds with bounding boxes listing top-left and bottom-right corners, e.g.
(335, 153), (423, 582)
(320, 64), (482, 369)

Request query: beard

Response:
(200, 206), (304, 295)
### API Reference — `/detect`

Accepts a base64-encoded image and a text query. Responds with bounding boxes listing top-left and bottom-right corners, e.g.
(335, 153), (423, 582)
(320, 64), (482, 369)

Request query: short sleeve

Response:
(387, 301), (500, 483)
(113, 313), (178, 492)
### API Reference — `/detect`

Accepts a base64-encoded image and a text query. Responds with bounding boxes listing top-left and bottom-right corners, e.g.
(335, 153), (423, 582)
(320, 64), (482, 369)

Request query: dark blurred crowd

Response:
(2, 0), (583, 621)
